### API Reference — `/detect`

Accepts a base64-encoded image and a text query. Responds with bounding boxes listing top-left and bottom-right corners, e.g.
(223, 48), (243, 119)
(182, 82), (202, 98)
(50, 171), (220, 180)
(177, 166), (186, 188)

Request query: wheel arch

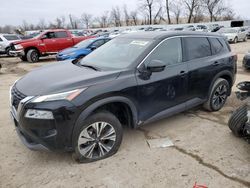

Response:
(208, 70), (234, 96)
(71, 96), (138, 144)
(24, 47), (41, 56)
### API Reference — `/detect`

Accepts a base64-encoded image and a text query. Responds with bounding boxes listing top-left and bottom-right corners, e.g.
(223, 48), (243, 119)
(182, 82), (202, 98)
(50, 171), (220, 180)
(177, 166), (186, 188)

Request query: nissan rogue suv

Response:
(10, 32), (237, 163)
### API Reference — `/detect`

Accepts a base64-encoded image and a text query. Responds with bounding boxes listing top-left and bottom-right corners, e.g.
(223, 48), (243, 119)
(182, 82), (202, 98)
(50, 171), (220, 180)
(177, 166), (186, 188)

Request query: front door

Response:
(136, 37), (189, 122)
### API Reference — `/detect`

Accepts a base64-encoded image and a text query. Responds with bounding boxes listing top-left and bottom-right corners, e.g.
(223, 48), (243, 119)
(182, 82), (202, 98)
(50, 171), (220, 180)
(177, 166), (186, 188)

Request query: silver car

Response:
(0, 34), (21, 56)
(217, 27), (247, 43)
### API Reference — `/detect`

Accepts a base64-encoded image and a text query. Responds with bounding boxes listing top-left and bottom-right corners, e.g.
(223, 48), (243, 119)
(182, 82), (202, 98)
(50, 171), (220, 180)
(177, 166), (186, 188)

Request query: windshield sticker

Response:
(130, 41), (149, 46)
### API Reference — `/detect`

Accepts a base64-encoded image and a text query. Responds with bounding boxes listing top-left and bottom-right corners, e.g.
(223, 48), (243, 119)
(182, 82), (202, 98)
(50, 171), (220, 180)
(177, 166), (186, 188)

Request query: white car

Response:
(217, 27), (247, 43)
(0, 34), (21, 56)
(196, 25), (208, 32)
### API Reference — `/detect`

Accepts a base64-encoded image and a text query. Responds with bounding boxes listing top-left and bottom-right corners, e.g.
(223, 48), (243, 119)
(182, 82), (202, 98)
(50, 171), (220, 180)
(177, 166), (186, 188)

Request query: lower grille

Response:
(11, 85), (27, 110)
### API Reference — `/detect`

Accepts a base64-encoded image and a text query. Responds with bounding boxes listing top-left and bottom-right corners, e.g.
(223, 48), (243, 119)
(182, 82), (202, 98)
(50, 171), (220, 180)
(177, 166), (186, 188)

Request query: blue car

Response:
(56, 37), (111, 61)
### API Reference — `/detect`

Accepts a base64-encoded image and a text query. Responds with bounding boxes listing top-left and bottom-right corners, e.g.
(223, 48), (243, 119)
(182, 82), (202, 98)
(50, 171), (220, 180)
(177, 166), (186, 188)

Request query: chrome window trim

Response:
(137, 35), (224, 69)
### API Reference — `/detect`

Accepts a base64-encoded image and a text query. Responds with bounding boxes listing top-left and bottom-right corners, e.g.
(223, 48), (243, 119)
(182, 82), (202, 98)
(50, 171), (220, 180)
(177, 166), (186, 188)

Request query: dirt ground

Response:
(0, 41), (249, 188)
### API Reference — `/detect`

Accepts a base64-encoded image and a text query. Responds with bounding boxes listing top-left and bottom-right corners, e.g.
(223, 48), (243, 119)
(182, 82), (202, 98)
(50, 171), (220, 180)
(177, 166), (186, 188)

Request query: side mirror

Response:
(147, 60), (166, 72)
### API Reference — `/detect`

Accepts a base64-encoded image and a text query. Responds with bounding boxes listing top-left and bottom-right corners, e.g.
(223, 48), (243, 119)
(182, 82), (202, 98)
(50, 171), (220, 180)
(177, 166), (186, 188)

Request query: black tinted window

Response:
(145, 38), (182, 66)
(55, 31), (68, 38)
(210, 38), (223, 54)
(183, 37), (211, 61)
(0, 37), (3, 41)
(45, 32), (56, 39)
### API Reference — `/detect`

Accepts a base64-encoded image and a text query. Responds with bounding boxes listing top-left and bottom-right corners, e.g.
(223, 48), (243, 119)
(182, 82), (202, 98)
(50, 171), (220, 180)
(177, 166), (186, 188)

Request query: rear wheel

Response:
(203, 78), (229, 111)
(243, 36), (247, 42)
(233, 37), (238, 44)
(228, 105), (248, 137)
(73, 111), (123, 163)
(6, 47), (11, 56)
(27, 49), (39, 63)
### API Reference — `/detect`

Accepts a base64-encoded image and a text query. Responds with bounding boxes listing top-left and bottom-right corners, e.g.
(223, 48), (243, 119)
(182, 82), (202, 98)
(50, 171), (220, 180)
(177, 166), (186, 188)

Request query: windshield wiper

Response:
(80, 64), (100, 71)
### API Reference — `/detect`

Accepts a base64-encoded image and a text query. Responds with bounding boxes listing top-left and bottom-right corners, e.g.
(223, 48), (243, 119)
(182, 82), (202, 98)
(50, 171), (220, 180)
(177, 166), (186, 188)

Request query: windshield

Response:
(218, 28), (237, 33)
(3, 35), (19, 41)
(74, 39), (95, 48)
(80, 38), (153, 70)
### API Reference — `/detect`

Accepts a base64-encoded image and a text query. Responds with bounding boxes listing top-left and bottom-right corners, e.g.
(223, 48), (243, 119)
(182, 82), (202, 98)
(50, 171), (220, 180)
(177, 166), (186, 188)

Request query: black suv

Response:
(10, 32), (237, 163)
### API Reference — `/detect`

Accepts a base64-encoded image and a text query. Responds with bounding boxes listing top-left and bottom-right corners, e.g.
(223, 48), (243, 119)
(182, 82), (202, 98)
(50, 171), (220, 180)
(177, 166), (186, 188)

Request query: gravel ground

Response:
(0, 41), (249, 188)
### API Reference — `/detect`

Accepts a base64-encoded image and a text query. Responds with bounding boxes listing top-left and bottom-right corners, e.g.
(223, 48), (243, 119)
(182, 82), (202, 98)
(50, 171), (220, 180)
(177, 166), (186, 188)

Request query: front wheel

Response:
(228, 105), (248, 137)
(26, 49), (39, 63)
(243, 36), (247, 42)
(73, 111), (123, 163)
(203, 78), (230, 111)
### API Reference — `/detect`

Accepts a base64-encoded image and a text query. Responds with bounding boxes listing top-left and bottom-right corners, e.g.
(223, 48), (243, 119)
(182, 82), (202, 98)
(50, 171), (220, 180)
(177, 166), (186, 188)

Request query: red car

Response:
(10, 29), (94, 63)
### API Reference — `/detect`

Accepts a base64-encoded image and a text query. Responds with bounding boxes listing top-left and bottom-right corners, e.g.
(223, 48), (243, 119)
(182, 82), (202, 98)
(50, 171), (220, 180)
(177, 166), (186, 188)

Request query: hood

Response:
(13, 38), (38, 45)
(58, 47), (91, 55)
(16, 61), (121, 96)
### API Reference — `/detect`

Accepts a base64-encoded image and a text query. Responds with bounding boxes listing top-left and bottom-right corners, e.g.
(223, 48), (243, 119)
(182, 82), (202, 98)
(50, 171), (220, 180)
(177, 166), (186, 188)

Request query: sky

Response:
(0, 0), (249, 26)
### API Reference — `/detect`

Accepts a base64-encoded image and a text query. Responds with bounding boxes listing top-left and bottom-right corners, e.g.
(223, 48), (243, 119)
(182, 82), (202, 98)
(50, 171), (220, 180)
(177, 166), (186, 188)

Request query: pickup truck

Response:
(10, 29), (94, 63)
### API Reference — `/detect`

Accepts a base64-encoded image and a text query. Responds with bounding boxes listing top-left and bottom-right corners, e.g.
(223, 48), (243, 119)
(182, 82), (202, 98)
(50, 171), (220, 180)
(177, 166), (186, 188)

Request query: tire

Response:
(233, 37), (238, 44)
(73, 111), (123, 163)
(20, 56), (27, 61)
(203, 78), (230, 112)
(26, 49), (39, 63)
(243, 36), (247, 42)
(228, 105), (248, 137)
(6, 47), (11, 56)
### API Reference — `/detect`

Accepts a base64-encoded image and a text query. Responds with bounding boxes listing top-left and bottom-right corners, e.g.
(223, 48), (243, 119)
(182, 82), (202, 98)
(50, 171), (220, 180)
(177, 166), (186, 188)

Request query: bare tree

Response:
(130, 11), (138, 25)
(222, 7), (236, 20)
(69, 14), (78, 29)
(54, 16), (66, 28)
(165, 0), (171, 24)
(95, 11), (109, 28)
(37, 19), (47, 30)
(110, 6), (122, 27)
(153, 3), (164, 24)
(183, 0), (200, 23)
(193, 5), (204, 22)
(171, 1), (182, 24)
(22, 20), (30, 31)
(81, 13), (92, 29)
(139, 0), (154, 25)
(203, 0), (225, 21)
(123, 5), (130, 26)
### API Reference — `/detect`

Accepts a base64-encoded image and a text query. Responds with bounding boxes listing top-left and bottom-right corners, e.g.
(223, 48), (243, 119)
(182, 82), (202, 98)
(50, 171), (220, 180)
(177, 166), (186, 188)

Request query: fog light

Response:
(25, 109), (54, 120)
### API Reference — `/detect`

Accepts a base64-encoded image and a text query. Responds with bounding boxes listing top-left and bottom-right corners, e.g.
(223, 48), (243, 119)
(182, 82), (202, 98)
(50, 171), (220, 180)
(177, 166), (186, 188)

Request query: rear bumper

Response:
(9, 50), (25, 57)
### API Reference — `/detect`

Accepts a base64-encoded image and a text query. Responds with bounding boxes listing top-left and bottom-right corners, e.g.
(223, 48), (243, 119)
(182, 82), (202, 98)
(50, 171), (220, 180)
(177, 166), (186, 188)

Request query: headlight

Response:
(31, 88), (86, 103)
(25, 109), (54, 120)
(14, 44), (23, 50)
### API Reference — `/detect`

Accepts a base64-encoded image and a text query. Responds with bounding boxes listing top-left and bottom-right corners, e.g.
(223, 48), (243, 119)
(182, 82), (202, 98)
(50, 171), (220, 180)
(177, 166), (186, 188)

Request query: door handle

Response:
(179, 70), (186, 77)
(213, 62), (219, 66)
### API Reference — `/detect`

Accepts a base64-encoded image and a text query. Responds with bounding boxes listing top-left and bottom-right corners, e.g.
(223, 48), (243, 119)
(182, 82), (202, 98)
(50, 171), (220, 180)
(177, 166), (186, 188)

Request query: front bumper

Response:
(9, 86), (80, 152)
(9, 50), (25, 57)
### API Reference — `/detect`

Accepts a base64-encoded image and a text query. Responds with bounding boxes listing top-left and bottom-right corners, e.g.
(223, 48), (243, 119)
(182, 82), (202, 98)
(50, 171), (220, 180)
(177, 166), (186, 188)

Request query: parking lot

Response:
(0, 41), (249, 188)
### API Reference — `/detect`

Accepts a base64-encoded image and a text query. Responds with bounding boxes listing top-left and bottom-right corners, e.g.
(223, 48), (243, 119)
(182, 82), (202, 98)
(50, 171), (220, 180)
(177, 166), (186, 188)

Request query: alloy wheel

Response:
(77, 122), (116, 159)
(212, 84), (228, 109)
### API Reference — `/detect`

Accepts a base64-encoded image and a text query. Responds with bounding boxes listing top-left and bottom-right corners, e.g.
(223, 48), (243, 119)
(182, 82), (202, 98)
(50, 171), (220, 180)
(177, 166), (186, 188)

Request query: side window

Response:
(92, 40), (105, 48)
(209, 38), (223, 55)
(183, 37), (211, 61)
(144, 38), (182, 66)
(55, 31), (68, 38)
(0, 37), (3, 42)
(45, 32), (56, 39)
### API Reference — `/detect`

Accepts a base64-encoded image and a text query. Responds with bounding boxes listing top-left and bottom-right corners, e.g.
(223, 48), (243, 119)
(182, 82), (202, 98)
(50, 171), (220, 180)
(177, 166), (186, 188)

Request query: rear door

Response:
(183, 37), (215, 101)
(55, 31), (73, 51)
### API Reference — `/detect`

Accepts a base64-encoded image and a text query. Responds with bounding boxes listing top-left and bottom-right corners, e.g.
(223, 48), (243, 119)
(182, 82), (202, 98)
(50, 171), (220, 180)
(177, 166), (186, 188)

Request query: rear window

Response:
(55, 31), (68, 38)
(3, 35), (19, 41)
(209, 38), (223, 55)
(183, 37), (211, 61)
